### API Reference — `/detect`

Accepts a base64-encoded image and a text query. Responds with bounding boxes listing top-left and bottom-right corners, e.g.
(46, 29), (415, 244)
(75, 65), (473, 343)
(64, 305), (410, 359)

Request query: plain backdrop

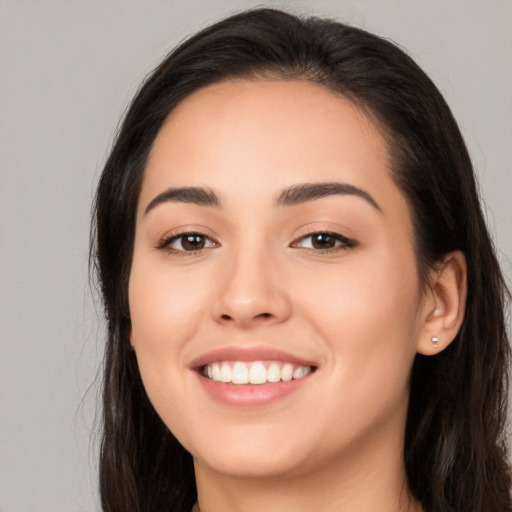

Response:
(1, 1), (511, 510)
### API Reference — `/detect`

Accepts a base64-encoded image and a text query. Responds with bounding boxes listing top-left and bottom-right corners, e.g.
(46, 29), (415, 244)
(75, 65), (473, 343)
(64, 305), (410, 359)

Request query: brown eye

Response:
(161, 232), (217, 253)
(311, 233), (337, 249)
(292, 232), (357, 252)
(181, 234), (206, 250)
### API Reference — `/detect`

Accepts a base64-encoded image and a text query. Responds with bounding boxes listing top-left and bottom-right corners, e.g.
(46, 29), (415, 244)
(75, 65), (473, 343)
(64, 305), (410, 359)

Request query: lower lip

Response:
(196, 373), (312, 407)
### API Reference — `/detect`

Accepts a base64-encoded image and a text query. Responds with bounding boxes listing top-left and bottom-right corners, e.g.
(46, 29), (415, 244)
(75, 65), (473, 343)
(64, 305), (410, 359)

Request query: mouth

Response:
(191, 346), (318, 406)
(201, 360), (315, 385)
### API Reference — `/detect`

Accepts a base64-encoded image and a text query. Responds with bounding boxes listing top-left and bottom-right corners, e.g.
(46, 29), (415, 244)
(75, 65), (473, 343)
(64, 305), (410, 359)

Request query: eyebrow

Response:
(144, 186), (221, 215)
(275, 182), (382, 212)
(144, 181), (381, 215)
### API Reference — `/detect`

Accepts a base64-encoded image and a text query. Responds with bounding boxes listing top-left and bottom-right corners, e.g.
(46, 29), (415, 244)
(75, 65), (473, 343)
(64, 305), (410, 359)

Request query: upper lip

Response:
(189, 345), (318, 370)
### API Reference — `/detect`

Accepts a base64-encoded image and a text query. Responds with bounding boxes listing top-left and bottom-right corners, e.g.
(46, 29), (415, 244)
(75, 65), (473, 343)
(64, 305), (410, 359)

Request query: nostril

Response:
(220, 312), (272, 321)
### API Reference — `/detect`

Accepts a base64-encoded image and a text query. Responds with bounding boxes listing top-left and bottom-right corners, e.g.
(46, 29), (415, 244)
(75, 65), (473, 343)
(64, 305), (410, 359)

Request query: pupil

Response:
(182, 235), (204, 250)
(312, 234), (335, 249)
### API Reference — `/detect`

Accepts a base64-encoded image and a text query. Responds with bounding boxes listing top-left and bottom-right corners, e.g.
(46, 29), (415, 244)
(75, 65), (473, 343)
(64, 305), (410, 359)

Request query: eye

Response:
(159, 232), (218, 253)
(292, 232), (356, 252)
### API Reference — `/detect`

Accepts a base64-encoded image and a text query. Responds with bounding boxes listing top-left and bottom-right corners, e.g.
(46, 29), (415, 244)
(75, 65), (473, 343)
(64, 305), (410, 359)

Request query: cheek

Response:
(297, 250), (422, 393)
(127, 257), (213, 410)
(127, 259), (213, 437)
(301, 248), (420, 324)
(129, 258), (207, 348)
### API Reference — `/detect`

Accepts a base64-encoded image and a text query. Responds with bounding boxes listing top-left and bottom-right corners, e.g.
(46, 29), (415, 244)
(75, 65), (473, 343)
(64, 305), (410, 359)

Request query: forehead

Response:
(152, 79), (388, 162)
(141, 79), (402, 215)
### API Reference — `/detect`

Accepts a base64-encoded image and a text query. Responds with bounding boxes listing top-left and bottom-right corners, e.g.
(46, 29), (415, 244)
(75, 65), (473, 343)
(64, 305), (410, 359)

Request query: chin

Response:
(195, 447), (307, 480)
(188, 423), (317, 480)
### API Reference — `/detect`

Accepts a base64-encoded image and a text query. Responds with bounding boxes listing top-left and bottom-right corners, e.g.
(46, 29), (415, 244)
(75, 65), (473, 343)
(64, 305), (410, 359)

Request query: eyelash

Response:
(291, 231), (357, 253)
(157, 231), (357, 256)
(157, 232), (218, 255)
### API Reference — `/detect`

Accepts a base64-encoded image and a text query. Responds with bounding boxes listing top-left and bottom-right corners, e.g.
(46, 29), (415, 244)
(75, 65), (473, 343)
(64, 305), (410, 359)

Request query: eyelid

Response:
(156, 228), (220, 254)
(290, 229), (358, 252)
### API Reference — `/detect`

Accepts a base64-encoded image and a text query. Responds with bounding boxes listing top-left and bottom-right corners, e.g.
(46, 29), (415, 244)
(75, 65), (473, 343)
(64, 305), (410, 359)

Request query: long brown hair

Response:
(91, 8), (511, 512)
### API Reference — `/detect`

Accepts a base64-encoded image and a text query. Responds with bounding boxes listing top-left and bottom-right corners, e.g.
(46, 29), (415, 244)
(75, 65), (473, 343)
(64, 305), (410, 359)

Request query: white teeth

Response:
(293, 366), (305, 379)
(248, 361), (267, 384)
(212, 363), (222, 381)
(232, 362), (249, 384)
(220, 362), (231, 383)
(281, 364), (293, 382)
(267, 363), (281, 383)
(204, 361), (313, 385)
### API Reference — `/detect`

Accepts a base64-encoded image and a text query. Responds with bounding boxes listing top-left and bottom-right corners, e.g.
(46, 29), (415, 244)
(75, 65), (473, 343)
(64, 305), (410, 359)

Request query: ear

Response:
(128, 326), (135, 351)
(416, 251), (467, 355)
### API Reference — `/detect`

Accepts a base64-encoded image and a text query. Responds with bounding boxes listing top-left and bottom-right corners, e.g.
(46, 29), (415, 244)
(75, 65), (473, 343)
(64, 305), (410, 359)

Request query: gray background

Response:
(1, 1), (510, 510)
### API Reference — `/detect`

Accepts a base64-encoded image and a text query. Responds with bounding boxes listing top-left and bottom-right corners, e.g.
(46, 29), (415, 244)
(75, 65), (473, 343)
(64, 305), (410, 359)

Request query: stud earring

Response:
(432, 336), (439, 348)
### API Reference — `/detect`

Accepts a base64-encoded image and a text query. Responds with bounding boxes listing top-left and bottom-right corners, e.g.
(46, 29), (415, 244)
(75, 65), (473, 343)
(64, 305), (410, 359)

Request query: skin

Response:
(129, 80), (466, 512)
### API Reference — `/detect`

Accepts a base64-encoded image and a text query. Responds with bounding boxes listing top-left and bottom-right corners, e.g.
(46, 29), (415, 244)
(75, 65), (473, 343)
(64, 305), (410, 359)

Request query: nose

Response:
(211, 248), (292, 329)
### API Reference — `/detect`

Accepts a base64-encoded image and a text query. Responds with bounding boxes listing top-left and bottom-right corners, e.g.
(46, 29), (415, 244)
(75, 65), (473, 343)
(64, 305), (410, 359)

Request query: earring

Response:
(432, 336), (439, 348)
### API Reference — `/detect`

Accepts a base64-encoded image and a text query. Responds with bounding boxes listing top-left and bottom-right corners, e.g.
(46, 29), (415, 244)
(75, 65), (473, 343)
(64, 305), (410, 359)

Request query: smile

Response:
(202, 361), (314, 385)
(192, 346), (318, 406)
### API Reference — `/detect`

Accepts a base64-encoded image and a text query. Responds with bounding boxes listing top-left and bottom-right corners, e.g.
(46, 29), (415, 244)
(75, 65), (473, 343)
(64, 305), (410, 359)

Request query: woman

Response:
(91, 8), (511, 512)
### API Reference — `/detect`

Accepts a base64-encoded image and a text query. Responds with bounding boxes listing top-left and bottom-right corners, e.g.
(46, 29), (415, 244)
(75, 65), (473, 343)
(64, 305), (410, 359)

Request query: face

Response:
(129, 80), (429, 481)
